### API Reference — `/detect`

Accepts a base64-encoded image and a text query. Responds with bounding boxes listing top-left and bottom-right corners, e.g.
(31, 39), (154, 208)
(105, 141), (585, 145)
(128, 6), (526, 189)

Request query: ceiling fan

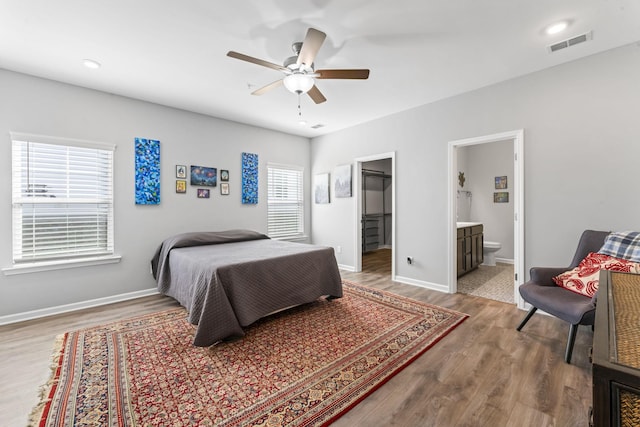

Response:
(227, 28), (369, 104)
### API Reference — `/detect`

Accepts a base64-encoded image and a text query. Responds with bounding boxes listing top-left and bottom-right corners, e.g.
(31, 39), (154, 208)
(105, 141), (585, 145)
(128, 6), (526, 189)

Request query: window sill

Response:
(2, 255), (122, 276)
(272, 235), (309, 243)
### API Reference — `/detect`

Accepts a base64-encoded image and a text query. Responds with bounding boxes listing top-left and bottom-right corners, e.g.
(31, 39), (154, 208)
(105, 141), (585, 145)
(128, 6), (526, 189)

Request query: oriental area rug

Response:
(32, 281), (468, 426)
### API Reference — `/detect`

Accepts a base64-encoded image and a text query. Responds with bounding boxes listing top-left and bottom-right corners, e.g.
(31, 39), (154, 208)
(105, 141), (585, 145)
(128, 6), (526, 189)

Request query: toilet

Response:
(482, 240), (502, 266)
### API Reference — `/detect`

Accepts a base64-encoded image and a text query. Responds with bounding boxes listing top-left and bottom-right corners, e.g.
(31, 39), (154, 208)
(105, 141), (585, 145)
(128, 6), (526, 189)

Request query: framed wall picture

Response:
(191, 165), (217, 187)
(334, 164), (352, 198)
(134, 137), (160, 205)
(241, 152), (258, 204)
(176, 180), (186, 193)
(197, 188), (210, 199)
(494, 192), (509, 203)
(314, 173), (330, 204)
(495, 176), (507, 189)
(176, 165), (187, 179)
(220, 169), (229, 181)
(220, 182), (229, 195)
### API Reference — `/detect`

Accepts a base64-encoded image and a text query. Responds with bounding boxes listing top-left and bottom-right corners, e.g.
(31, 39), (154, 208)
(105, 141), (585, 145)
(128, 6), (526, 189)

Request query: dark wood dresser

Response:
(592, 270), (640, 426)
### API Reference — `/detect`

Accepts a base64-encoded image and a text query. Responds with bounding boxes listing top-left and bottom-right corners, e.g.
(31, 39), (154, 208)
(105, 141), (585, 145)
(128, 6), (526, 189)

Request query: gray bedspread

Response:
(150, 230), (342, 346)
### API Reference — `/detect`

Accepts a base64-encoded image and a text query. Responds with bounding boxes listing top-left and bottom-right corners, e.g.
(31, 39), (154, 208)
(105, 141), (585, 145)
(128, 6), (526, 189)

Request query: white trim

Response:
(0, 287), (159, 325)
(272, 235), (308, 243)
(266, 162), (303, 172)
(394, 275), (449, 293)
(354, 162), (363, 272)
(10, 131), (116, 151)
(354, 152), (396, 279)
(338, 264), (356, 272)
(2, 255), (122, 276)
(448, 129), (525, 306)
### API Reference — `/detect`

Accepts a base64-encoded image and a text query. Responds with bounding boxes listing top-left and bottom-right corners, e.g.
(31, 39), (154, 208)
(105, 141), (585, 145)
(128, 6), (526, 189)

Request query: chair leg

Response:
(516, 307), (538, 331)
(565, 324), (579, 364)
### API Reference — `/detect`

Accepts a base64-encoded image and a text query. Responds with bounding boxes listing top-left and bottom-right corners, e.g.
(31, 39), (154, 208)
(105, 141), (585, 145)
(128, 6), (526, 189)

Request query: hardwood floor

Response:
(0, 296), (182, 427)
(0, 262), (593, 426)
(362, 248), (392, 275)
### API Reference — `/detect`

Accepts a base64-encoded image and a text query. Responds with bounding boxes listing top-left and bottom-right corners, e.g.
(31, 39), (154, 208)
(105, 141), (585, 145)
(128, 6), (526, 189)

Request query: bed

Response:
(150, 229), (343, 347)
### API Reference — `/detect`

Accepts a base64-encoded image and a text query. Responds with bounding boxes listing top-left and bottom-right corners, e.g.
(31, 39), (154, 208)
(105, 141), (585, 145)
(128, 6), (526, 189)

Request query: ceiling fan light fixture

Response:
(283, 73), (314, 94)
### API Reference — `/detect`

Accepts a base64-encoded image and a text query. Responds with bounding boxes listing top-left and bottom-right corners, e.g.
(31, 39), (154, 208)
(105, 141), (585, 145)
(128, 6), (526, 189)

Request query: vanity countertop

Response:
(457, 222), (482, 228)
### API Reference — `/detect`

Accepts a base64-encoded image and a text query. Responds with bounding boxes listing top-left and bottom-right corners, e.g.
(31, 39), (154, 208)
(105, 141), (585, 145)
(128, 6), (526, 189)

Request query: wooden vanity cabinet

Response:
(456, 224), (483, 277)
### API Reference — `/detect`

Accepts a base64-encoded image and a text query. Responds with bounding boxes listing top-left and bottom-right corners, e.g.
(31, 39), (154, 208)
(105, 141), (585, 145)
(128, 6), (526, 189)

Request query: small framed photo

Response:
(176, 180), (186, 193)
(495, 176), (507, 189)
(220, 182), (229, 195)
(197, 188), (210, 199)
(220, 170), (229, 181)
(176, 165), (187, 179)
(494, 192), (509, 203)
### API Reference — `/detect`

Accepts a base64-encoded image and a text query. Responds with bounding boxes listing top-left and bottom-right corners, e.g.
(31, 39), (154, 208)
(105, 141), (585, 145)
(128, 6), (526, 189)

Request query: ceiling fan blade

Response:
(297, 28), (326, 67)
(316, 69), (370, 79)
(307, 85), (327, 104)
(251, 79), (283, 96)
(227, 51), (287, 72)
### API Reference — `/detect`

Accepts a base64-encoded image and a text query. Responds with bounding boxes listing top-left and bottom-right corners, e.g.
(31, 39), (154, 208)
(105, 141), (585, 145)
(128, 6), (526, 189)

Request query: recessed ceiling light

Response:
(83, 59), (101, 69)
(545, 21), (569, 35)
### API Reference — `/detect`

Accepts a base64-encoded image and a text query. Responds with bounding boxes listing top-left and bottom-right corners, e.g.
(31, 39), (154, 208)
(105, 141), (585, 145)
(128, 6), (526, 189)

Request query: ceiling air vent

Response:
(310, 124), (325, 129)
(548, 31), (592, 53)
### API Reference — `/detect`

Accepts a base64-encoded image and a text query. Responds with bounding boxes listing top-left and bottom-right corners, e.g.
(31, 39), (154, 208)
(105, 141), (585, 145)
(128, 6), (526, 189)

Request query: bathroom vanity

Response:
(457, 222), (484, 277)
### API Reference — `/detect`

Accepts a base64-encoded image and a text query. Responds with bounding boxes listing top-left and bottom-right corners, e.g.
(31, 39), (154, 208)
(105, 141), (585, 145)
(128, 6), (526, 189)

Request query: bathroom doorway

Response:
(353, 152), (396, 279)
(447, 130), (525, 308)
(456, 141), (514, 303)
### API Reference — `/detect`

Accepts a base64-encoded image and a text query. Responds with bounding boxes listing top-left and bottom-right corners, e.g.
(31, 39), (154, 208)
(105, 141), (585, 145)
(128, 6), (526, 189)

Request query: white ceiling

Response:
(2, 0), (639, 138)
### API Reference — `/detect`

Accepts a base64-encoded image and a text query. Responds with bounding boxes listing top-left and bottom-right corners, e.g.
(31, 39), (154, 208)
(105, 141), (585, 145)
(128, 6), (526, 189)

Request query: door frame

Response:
(353, 152), (396, 279)
(447, 130), (525, 308)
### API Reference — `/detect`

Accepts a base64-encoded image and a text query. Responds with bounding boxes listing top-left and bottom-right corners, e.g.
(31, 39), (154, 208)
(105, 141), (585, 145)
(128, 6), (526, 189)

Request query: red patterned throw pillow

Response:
(553, 252), (640, 297)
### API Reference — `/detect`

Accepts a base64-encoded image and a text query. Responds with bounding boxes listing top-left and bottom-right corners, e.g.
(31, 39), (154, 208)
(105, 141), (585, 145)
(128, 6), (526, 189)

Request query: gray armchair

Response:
(516, 230), (610, 364)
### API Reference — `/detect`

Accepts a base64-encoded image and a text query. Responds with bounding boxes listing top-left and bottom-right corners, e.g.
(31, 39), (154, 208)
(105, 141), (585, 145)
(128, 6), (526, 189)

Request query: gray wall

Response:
(311, 43), (640, 288)
(458, 140), (514, 260)
(3, 42), (640, 318)
(0, 69), (310, 318)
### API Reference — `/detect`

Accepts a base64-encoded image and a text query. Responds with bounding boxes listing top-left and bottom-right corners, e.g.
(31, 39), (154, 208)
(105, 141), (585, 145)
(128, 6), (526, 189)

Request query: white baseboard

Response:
(496, 257), (514, 264)
(338, 264), (355, 272)
(0, 288), (160, 325)
(394, 275), (450, 293)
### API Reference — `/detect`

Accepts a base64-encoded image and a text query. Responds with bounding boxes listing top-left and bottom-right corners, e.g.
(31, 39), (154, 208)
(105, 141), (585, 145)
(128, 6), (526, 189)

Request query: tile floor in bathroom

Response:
(457, 262), (515, 304)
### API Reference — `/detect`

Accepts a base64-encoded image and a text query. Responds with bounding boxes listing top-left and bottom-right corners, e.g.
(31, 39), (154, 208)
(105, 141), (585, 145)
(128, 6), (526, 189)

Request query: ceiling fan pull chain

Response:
(297, 93), (307, 125)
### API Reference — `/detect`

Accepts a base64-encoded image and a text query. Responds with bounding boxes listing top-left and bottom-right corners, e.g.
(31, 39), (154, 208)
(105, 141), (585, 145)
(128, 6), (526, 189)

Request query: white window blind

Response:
(267, 164), (304, 239)
(11, 133), (115, 263)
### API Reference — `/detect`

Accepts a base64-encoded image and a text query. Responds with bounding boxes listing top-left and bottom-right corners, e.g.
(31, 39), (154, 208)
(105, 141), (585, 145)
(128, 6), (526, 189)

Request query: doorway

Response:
(447, 130), (525, 308)
(354, 152), (396, 279)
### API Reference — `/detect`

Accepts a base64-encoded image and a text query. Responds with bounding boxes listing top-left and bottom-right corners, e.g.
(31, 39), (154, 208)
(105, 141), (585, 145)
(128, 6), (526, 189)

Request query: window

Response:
(10, 133), (115, 265)
(267, 164), (304, 239)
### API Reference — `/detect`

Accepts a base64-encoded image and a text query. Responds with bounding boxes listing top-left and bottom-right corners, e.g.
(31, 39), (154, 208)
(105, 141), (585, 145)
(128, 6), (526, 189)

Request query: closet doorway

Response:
(354, 152), (396, 279)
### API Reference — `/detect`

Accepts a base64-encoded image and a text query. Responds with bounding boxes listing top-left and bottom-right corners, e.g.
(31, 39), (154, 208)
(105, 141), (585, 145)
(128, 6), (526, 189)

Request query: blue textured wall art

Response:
(241, 152), (258, 204)
(134, 137), (160, 205)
